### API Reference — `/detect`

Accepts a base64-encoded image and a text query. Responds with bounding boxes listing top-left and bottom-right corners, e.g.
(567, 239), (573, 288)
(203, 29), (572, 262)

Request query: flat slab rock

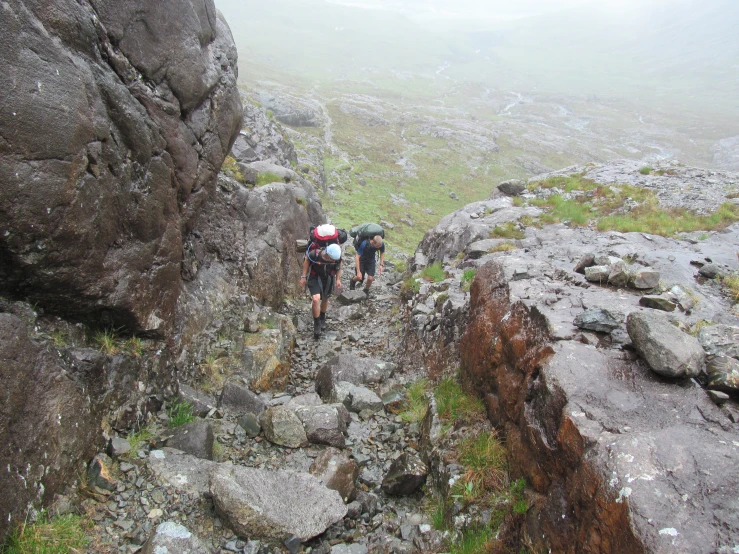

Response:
(147, 449), (346, 543)
(211, 464), (347, 542)
(141, 521), (210, 554)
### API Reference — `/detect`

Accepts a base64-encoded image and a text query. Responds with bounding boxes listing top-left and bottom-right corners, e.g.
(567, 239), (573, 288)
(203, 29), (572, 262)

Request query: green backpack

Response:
(350, 223), (384, 250)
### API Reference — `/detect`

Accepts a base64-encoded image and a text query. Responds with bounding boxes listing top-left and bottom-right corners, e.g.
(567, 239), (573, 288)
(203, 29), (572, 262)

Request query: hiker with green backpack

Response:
(349, 223), (385, 296)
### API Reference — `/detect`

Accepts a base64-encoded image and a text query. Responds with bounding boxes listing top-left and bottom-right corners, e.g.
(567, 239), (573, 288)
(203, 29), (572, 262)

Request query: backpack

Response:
(305, 224), (347, 264)
(350, 223), (384, 250)
(309, 223), (348, 247)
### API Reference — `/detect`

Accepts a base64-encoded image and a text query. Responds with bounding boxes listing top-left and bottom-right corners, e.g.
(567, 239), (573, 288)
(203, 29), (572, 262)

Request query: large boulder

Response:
(165, 421), (214, 460)
(210, 464), (347, 543)
(0, 0), (242, 334)
(626, 311), (705, 378)
(309, 447), (359, 503)
(315, 355), (394, 400)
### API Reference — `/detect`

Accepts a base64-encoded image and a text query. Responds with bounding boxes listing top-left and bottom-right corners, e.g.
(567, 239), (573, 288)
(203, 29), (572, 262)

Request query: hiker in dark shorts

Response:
(300, 243), (343, 339)
(350, 235), (385, 295)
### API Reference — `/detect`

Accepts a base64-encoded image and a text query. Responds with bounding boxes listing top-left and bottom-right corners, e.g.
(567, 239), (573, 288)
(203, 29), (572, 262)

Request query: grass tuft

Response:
(126, 336), (143, 357)
(126, 425), (153, 453)
(399, 379), (429, 423)
(167, 399), (194, 428)
(256, 172), (285, 186)
(490, 222), (525, 240)
(721, 273), (739, 303)
(1, 513), (89, 554)
(221, 155), (246, 184)
(400, 276), (421, 297)
(50, 331), (68, 347)
(93, 329), (119, 355)
(490, 242), (517, 253)
(435, 378), (485, 423)
(639, 166), (653, 175)
(461, 269), (476, 293)
(420, 262), (446, 282)
(199, 353), (225, 395)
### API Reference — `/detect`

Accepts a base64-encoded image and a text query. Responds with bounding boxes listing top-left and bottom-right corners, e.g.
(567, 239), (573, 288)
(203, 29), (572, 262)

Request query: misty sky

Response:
(325, 0), (679, 20)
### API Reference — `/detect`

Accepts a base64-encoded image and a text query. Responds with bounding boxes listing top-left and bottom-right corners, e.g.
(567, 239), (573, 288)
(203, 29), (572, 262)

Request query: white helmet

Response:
(326, 243), (341, 260)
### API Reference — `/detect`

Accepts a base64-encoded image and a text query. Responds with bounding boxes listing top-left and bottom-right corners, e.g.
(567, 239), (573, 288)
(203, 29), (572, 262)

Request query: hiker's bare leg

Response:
(320, 298), (329, 313)
(311, 294), (321, 318)
(365, 275), (375, 290)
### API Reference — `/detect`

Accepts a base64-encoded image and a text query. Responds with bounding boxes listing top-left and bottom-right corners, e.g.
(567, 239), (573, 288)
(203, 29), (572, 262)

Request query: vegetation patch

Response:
(50, 330), (68, 347)
(639, 166), (653, 175)
(167, 399), (194, 428)
(424, 376), (533, 553)
(199, 353), (227, 395)
(399, 379), (430, 423)
(255, 172), (285, 186)
(1, 513), (89, 554)
(489, 242), (517, 253)
(518, 176), (739, 236)
(461, 269), (476, 292)
(400, 276), (421, 297)
(420, 262), (446, 282)
(126, 336), (143, 357)
(530, 195), (591, 226)
(126, 425), (153, 453)
(490, 222), (525, 240)
(435, 378), (486, 424)
(93, 328), (120, 355)
(596, 202), (739, 235)
(221, 155), (246, 184)
(721, 273), (739, 303)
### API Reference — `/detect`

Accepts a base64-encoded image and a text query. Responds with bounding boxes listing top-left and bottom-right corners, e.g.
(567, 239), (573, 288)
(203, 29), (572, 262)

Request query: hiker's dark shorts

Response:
(307, 275), (335, 299)
(358, 256), (377, 278)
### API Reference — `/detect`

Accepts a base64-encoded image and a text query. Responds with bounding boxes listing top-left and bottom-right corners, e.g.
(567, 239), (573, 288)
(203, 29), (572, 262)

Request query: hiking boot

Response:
(363, 287), (371, 298)
(320, 313), (327, 331)
(349, 280), (356, 291)
(313, 318), (321, 339)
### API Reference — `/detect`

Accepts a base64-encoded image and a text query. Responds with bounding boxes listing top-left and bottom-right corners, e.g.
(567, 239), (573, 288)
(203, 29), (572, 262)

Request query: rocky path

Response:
(78, 262), (443, 554)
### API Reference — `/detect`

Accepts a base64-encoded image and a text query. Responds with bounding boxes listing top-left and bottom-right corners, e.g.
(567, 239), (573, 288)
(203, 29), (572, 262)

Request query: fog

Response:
(216, 0), (739, 115)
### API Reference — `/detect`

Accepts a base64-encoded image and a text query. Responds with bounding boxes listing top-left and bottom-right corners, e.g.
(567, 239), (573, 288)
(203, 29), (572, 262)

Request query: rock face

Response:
(405, 191), (739, 553)
(0, 0), (242, 540)
(0, 0), (242, 334)
(460, 260), (737, 553)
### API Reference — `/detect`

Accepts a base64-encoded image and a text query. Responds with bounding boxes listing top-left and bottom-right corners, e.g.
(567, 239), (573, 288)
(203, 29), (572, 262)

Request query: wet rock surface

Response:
(68, 267), (445, 553)
(404, 187), (739, 553)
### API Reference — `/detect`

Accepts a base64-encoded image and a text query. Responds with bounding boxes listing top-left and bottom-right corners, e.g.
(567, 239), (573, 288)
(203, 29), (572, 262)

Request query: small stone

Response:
(381, 389), (406, 414)
(707, 390), (730, 406)
(629, 269), (660, 289)
(114, 519), (135, 532)
(497, 179), (526, 196)
(87, 453), (116, 491)
(381, 453), (427, 496)
(698, 263), (722, 279)
(119, 462), (135, 473)
(237, 413), (262, 438)
(151, 490), (165, 505)
(107, 437), (131, 458)
(639, 295), (676, 312)
(147, 509), (163, 519)
(584, 265), (610, 283)
(573, 308), (622, 333)
(284, 535), (302, 554)
(573, 253), (595, 274)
